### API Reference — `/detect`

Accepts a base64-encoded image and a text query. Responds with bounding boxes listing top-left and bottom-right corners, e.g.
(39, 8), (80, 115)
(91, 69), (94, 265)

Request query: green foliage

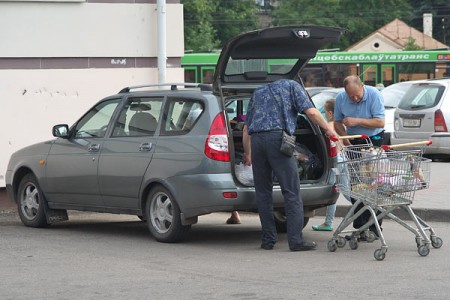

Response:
(403, 37), (424, 50)
(182, 0), (218, 51)
(182, 0), (259, 51)
(271, 0), (413, 50)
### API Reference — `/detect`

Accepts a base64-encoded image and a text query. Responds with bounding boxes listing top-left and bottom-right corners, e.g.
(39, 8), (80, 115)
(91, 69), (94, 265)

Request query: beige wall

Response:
(0, 2), (183, 57)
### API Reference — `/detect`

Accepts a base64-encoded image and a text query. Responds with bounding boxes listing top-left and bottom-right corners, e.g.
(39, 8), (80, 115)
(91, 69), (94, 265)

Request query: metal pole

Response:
(157, 0), (167, 85)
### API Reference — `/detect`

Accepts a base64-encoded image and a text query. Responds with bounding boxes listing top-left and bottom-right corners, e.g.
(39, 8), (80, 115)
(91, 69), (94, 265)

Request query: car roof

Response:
(212, 25), (345, 94)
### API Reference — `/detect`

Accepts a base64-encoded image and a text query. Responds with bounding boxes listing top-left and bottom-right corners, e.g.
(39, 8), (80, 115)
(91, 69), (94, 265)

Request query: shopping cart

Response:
(327, 135), (443, 261)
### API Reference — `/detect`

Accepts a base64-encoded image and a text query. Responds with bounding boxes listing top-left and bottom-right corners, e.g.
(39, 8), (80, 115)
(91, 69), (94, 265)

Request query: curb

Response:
(315, 205), (450, 223)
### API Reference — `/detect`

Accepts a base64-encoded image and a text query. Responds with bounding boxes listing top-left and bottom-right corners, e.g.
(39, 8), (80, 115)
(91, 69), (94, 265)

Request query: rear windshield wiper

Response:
(410, 105), (426, 109)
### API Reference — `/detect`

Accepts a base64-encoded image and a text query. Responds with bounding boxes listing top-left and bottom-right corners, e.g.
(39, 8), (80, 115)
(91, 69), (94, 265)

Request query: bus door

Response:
(381, 64), (396, 87)
(184, 66), (198, 83)
(201, 66), (216, 84)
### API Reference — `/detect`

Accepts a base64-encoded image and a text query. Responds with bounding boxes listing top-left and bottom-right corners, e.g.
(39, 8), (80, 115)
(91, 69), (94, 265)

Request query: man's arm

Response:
(342, 117), (385, 129)
(304, 108), (338, 138)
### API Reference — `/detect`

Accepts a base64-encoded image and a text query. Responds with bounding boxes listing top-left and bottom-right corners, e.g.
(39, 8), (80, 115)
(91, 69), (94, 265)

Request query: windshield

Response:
(398, 84), (445, 110)
(381, 83), (413, 108)
(224, 58), (298, 75)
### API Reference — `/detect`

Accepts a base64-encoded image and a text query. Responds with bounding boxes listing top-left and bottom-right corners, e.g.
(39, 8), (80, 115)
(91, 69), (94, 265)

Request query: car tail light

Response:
(434, 109), (448, 132)
(204, 113), (230, 162)
(328, 138), (338, 157)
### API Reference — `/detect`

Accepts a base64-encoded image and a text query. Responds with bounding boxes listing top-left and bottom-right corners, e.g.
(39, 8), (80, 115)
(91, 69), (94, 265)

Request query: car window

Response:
(226, 99), (250, 121)
(112, 97), (163, 137)
(74, 99), (121, 138)
(161, 98), (204, 135)
(398, 84), (445, 110)
(381, 83), (412, 108)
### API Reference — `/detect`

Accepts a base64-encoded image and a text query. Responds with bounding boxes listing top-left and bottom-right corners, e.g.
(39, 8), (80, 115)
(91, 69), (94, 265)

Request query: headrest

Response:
(130, 103), (151, 111)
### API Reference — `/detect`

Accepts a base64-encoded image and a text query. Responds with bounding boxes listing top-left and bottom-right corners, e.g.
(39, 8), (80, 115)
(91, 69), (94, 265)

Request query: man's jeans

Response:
(250, 131), (304, 249)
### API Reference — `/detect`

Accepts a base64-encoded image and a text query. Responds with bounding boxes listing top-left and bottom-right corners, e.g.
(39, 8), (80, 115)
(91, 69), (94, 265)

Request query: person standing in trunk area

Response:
(242, 79), (337, 251)
(334, 75), (385, 241)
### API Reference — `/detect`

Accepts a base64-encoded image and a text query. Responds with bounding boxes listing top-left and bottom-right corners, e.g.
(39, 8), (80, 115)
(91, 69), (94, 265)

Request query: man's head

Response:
(343, 75), (364, 103)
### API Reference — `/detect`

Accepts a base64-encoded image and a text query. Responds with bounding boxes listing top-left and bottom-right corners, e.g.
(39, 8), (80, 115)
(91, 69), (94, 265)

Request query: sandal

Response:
(226, 217), (241, 224)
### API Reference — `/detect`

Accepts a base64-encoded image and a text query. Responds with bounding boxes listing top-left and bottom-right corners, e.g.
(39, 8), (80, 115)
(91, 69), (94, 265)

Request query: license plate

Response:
(402, 118), (421, 127)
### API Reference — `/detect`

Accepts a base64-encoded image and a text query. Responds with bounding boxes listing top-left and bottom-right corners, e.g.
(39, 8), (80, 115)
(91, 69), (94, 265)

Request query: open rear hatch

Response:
(213, 25), (345, 95)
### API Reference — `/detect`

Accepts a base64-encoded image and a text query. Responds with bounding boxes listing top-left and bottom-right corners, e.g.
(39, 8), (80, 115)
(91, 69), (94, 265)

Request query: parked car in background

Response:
(392, 78), (450, 160)
(5, 26), (345, 243)
(310, 88), (344, 119)
(380, 80), (418, 145)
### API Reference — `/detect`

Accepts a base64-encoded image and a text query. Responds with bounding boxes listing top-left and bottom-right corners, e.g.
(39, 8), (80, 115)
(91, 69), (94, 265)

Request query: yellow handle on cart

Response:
(381, 140), (432, 150)
(329, 134), (369, 142)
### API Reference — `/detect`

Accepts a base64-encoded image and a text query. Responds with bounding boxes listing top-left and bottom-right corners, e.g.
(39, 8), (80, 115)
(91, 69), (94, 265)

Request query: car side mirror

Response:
(52, 124), (70, 138)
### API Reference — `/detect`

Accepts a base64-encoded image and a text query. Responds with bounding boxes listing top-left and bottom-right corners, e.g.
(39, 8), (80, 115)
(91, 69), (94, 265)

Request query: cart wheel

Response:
(431, 237), (443, 249)
(349, 239), (358, 250)
(374, 249), (386, 261)
(418, 245), (430, 257)
(337, 237), (346, 248)
(327, 240), (337, 252)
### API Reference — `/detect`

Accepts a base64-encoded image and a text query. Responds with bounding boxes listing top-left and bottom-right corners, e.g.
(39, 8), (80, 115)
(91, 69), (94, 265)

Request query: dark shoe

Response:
(260, 243), (275, 250)
(290, 241), (317, 251)
(359, 231), (379, 242)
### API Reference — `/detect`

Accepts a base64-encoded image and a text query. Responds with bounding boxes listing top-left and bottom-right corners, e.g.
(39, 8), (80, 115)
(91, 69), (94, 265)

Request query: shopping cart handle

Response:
(381, 140), (432, 150)
(338, 134), (369, 140)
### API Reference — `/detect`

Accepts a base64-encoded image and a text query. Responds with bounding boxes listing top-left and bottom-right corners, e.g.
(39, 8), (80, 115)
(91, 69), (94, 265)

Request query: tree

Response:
(182, 0), (218, 51)
(211, 0), (260, 48)
(271, 0), (413, 50)
(407, 0), (450, 46)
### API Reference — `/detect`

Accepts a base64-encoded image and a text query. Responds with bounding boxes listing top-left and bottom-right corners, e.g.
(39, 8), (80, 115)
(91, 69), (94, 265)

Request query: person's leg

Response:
(266, 132), (305, 249)
(251, 133), (277, 247)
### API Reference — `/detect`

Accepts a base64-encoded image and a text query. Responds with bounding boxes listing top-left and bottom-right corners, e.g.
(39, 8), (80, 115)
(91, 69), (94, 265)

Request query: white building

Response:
(0, 0), (185, 187)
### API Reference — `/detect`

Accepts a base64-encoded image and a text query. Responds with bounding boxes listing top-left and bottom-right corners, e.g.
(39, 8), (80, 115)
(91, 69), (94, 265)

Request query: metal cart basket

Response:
(327, 135), (443, 260)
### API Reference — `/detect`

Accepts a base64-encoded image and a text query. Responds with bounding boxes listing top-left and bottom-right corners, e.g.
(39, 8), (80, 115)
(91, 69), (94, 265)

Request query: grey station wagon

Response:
(6, 26), (344, 242)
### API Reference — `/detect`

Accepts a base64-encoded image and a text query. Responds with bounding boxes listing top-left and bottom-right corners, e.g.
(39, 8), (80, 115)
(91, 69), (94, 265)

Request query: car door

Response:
(45, 98), (121, 206)
(98, 96), (163, 209)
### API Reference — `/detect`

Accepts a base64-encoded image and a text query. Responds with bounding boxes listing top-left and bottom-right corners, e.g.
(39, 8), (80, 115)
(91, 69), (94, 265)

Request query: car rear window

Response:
(398, 84), (445, 110)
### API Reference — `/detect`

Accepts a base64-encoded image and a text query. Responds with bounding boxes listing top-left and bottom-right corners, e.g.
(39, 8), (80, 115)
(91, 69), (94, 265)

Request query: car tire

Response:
(274, 209), (309, 232)
(17, 173), (49, 228)
(145, 186), (190, 243)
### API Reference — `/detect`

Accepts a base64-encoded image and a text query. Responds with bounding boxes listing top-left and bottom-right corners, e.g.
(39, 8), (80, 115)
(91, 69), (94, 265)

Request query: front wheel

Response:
(145, 186), (190, 243)
(17, 173), (49, 228)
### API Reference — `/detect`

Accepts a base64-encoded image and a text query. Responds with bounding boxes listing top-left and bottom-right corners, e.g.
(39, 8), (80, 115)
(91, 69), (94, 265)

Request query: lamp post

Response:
(157, 0), (167, 85)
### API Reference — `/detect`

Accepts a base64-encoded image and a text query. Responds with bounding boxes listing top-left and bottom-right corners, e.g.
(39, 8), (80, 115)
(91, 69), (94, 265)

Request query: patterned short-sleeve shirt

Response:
(245, 79), (313, 135)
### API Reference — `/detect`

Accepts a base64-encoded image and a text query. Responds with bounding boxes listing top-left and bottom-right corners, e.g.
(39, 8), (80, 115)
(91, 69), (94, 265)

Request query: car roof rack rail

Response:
(119, 83), (212, 93)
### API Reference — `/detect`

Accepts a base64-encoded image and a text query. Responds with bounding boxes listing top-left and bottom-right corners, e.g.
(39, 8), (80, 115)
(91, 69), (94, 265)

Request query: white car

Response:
(392, 78), (450, 160)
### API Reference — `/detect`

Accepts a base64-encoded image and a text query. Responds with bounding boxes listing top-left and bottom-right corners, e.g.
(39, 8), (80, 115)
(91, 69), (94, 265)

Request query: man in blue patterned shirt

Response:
(243, 79), (337, 251)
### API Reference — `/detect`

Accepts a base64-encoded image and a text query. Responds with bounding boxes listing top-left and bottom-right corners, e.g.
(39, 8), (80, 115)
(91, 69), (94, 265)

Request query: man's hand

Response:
(343, 117), (360, 128)
(243, 153), (252, 166)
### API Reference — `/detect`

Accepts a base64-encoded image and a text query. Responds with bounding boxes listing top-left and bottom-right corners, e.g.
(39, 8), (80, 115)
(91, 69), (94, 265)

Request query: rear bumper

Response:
(166, 173), (339, 218)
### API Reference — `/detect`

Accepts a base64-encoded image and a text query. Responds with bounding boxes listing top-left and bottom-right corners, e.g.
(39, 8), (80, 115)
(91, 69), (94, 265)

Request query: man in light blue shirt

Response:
(334, 75), (385, 241)
(334, 75), (385, 143)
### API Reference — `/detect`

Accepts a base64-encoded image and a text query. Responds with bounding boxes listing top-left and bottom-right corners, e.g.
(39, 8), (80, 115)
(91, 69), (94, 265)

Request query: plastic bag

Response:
(235, 162), (254, 186)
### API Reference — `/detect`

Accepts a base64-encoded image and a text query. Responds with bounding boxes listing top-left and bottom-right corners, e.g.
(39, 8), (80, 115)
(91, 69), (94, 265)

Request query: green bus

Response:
(181, 50), (450, 87)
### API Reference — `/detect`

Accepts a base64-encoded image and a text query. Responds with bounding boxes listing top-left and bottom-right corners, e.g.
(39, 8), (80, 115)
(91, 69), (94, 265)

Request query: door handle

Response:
(139, 142), (152, 152)
(88, 144), (100, 152)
